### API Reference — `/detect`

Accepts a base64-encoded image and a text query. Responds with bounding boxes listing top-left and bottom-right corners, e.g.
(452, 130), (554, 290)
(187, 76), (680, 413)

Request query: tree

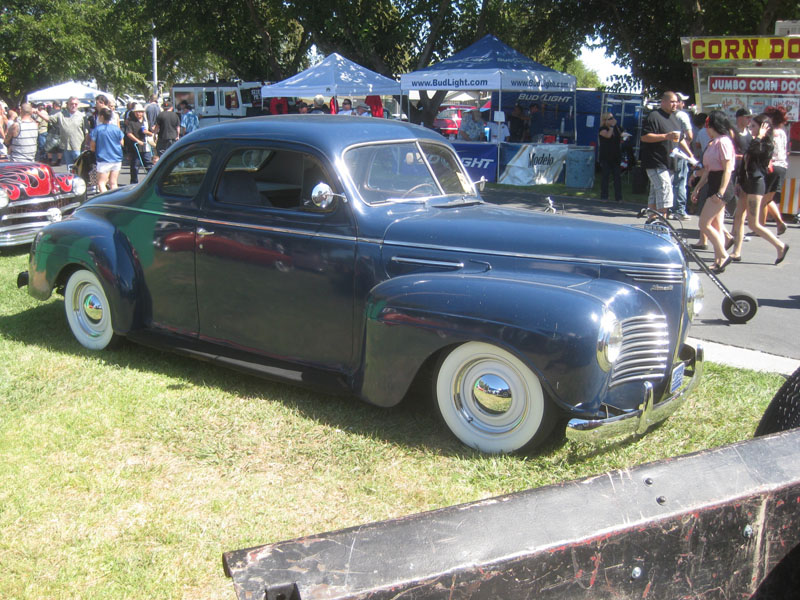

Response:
(550, 0), (800, 95)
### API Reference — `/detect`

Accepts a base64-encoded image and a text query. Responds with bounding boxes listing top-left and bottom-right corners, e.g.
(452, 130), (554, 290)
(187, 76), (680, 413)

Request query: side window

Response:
(157, 150), (212, 198)
(204, 91), (215, 107)
(215, 147), (334, 211)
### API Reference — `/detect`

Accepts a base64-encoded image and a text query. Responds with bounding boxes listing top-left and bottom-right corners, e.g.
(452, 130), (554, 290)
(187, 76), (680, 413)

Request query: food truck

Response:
(681, 24), (800, 215)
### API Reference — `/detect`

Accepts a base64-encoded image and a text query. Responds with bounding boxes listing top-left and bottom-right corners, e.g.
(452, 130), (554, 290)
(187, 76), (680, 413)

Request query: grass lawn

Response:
(0, 246), (784, 599)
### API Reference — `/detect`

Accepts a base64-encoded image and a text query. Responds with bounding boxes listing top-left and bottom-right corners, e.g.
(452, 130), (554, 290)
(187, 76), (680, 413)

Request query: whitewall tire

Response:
(434, 342), (555, 453)
(64, 270), (119, 350)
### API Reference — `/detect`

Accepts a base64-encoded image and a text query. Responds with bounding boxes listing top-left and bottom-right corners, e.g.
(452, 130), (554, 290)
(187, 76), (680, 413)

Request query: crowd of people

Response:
(635, 90), (790, 272)
(1, 93), (201, 191)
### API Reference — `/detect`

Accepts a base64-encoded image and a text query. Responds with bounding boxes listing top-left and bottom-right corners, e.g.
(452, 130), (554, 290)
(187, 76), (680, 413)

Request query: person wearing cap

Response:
(39, 96), (87, 166)
(670, 92), (694, 220)
(123, 103), (153, 184)
(355, 102), (371, 117)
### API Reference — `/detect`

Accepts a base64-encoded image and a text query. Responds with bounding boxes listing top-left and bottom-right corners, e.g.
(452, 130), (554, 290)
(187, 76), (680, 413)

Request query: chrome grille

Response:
(619, 267), (684, 284)
(610, 315), (670, 387)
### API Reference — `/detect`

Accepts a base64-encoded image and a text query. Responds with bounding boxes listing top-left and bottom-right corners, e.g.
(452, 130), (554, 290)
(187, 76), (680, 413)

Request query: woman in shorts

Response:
(690, 111), (735, 273)
(761, 105), (789, 235)
(90, 108), (124, 193)
(739, 114), (789, 265)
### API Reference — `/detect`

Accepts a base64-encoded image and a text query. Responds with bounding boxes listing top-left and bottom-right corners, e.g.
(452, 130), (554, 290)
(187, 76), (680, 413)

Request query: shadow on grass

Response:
(0, 302), (520, 458)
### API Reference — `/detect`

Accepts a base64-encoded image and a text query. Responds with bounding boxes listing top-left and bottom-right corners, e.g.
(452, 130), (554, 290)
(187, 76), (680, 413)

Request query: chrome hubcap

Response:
(472, 374), (513, 414)
(83, 293), (104, 323)
(453, 358), (527, 435)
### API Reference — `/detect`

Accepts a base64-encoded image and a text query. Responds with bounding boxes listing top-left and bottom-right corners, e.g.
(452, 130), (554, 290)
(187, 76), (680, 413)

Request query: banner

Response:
(708, 76), (800, 95)
(452, 142), (498, 183)
(498, 143), (568, 186)
(682, 37), (800, 61)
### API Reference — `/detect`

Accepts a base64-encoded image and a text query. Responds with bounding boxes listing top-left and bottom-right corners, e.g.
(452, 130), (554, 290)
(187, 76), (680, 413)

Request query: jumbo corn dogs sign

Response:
(682, 37), (800, 62)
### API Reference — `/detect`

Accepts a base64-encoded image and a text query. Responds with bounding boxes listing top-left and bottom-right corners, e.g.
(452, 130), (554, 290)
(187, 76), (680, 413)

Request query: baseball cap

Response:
(676, 92), (690, 100)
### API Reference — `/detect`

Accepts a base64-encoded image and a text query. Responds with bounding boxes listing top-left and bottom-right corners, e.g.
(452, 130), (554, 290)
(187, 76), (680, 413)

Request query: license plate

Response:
(670, 363), (685, 393)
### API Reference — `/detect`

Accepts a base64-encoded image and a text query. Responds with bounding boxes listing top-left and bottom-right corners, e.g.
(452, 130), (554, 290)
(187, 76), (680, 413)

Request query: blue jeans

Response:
(672, 160), (688, 215)
(36, 133), (47, 162)
(63, 149), (81, 166)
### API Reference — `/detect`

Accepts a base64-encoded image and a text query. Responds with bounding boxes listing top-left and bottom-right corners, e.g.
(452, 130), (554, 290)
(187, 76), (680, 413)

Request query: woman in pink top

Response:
(690, 111), (735, 273)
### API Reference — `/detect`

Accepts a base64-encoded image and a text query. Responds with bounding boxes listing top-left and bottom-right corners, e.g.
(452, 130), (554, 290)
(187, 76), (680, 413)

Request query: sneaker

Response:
(676, 213), (691, 221)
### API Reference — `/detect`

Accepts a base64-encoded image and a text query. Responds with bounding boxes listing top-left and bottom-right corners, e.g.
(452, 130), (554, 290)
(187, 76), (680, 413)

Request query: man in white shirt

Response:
(671, 92), (694, 220)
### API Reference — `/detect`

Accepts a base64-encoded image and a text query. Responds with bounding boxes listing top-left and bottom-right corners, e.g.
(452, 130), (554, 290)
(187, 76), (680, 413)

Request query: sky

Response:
(578, 41), (631, 86)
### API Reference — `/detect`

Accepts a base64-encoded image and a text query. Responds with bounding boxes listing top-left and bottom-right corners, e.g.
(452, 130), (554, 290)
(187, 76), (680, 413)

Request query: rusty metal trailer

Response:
(223, 374), (800, 600)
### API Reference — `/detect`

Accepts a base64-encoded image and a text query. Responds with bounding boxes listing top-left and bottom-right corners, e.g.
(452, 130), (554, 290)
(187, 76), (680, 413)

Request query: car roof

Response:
(183, 115), (448, 156)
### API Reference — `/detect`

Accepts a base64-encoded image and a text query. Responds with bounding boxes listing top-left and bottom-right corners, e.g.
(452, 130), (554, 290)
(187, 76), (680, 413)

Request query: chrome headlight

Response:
(596, 311), (623, 372)
(686, 271), (704, 322)
(71, 176), (87, 196)
(0, 188), (8, 209)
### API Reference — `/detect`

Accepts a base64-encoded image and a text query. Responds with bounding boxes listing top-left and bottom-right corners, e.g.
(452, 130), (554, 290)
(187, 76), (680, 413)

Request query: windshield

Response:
(343, 140), (476, 205)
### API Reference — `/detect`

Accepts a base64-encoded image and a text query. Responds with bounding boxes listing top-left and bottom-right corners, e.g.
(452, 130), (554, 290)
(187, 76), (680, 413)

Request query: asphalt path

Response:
(483, 188), (800, 361)
(59, 164), (799, 360)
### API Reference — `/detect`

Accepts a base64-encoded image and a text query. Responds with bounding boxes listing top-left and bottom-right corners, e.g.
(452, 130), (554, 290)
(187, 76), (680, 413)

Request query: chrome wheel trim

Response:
(64, 270), (115, 350)
(435, 342), (549, 453)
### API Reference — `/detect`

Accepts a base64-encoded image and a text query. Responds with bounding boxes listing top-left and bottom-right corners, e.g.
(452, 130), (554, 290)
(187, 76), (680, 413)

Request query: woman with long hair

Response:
(762, 105), (789, 235)
(598, 112), (623, 202)
(690, 111), (735, 273)
(739, 113), (789, 265)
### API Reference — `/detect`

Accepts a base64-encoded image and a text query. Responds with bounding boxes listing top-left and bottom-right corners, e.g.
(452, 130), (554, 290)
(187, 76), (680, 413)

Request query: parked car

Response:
(17, 115), (703, 453)
(433, 104), (476, 137)
(0, 161), (87, 247)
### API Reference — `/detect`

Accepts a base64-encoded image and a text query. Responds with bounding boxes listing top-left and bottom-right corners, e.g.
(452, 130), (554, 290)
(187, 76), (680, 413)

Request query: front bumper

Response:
(565, 343), (704, 443)
(0, 193), (82, 247)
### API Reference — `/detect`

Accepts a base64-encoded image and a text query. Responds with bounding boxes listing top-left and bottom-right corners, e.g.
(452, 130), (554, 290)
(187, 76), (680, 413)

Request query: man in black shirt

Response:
(640, 92), (682, 218)
(153, 100), (181, 158)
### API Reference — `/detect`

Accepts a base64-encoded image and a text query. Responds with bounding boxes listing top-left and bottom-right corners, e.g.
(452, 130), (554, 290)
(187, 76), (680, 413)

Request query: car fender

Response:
(357, 272), (622, 409)
(28, 213), (143, 334)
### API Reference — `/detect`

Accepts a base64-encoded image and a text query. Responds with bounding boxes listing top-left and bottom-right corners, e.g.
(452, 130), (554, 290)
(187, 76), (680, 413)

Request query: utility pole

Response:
(152, 32), (158, 97)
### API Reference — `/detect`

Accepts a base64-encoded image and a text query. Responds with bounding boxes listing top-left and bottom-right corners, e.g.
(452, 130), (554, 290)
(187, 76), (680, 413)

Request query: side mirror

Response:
(310, 182), (342, 210)
(474, 177), (487, 192)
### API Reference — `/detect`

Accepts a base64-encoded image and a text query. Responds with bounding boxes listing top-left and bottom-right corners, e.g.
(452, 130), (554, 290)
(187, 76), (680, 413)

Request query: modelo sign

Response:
(708, 76), (800, 95)
(682, 36), (800, 61)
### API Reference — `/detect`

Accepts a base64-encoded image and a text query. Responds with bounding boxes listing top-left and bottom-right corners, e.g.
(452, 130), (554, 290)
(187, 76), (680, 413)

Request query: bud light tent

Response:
(260, 53), (401, 101)
(400, 34), (577, 136)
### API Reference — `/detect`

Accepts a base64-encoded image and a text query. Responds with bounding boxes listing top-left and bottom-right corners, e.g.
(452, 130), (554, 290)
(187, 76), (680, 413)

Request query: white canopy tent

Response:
(27, 81), (113, 103)
(261, 53), (401, 98)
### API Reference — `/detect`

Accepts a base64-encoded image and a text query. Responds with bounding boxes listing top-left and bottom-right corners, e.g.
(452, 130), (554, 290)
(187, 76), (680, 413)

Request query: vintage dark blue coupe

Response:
(18, 115), (703, 453)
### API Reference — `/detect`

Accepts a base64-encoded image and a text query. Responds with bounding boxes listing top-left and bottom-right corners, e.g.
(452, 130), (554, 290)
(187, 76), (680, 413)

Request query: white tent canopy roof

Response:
(261, 53), (401, 98)
(400, 35), (576, 93)
(27, 81), (113, 103)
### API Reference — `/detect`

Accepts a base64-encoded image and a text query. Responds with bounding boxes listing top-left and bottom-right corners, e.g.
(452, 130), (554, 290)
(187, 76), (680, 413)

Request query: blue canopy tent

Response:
(401, 36), (579, 185)
(400, 35), (576, 138)
(400, 35), (575, 95)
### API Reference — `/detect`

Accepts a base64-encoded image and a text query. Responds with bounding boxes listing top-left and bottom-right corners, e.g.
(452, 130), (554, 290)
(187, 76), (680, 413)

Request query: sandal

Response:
(711, 255), (732, 274)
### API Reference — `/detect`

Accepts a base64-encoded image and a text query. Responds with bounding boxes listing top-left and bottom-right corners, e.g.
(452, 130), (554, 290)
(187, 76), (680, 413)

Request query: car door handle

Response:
(197, 227), (215, 237)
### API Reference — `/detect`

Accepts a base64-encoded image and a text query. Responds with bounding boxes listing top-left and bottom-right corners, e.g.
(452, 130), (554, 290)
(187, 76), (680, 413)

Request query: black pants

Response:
(129, 146), (152, 184)
(600, 158), (622, 201)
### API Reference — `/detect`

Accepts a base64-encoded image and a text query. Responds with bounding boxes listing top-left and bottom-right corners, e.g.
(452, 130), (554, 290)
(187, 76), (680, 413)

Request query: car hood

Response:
(381, 204), (682, 268)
